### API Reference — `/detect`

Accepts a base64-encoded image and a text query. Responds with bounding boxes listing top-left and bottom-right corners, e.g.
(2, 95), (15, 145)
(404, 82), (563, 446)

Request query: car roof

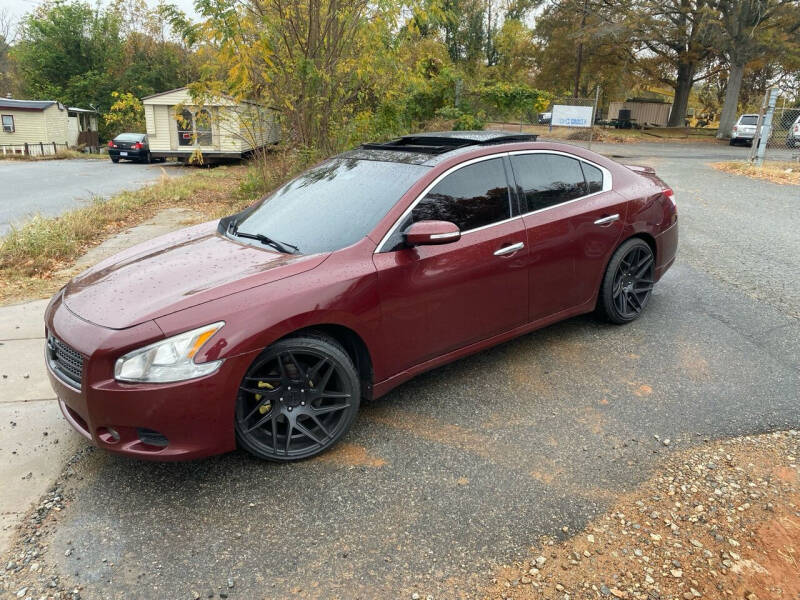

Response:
(341, 131), (540, 166)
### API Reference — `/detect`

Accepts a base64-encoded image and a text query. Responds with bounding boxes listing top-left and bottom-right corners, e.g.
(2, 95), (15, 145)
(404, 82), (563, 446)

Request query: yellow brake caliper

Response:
(256, 381), (274, 414)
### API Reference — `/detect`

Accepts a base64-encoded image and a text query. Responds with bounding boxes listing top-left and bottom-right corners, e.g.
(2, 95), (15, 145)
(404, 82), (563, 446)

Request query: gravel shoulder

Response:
(485, 430), (800, 600)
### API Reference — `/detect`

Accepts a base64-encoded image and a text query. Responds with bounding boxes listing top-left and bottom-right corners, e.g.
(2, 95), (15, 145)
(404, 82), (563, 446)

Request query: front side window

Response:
(232, 158), (429, 255)
(510, 154), (587, 212)
(2, 115), (14, 133)
(410, 158), (512, 232)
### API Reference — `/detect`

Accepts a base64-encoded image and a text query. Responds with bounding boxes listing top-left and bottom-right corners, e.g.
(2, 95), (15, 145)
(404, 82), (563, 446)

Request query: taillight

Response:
(133, 142), (143, 149)
(733, 126), (738, 132)
(108, 140), (113, 147)
(664, 188), (676, 207)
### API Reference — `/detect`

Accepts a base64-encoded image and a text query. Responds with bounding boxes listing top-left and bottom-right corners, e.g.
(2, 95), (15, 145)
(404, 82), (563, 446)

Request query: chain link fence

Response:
(749, 92), (800, 163)
(763, 105), (800, 160)
(485, 96), (599, 147)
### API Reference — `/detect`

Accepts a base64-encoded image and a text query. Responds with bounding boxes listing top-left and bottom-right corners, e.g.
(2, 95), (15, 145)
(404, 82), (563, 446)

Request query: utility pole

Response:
(750, 87), (779, 165)
(573, 0), (589, 99)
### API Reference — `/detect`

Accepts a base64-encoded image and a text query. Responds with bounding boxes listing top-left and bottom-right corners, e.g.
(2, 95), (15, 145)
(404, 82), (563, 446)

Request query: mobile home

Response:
(142, 87), (279, 161)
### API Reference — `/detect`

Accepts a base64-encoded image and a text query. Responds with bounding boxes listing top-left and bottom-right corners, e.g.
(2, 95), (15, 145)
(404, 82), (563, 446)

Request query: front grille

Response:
(47, 335), (84, 388)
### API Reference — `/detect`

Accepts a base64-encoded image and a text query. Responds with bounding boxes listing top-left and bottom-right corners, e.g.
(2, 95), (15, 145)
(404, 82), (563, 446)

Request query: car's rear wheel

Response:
(111, 157), (119, 163)
(597, 238), (655, 324)
(235, 335), (360, 462)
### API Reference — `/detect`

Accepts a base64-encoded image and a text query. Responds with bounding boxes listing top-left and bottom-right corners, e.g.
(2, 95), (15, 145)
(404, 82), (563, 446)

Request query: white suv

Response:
(787, 114), (800, 149)
(730, 114), (761, 146)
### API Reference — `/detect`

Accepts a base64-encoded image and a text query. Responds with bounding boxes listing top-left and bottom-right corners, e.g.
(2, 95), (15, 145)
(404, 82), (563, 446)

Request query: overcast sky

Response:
(2, 0), (199, 33)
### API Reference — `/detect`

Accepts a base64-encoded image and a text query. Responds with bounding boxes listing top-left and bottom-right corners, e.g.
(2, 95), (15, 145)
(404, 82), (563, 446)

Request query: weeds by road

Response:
(0, 165), (252, 304)
(0, 150), (106, 161)
(485, 431), (800, 600)
(712, 161), (800, 185)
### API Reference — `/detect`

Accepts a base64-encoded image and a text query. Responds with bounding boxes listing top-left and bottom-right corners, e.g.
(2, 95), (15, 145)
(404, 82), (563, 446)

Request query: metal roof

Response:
(0, 98), (59, 111)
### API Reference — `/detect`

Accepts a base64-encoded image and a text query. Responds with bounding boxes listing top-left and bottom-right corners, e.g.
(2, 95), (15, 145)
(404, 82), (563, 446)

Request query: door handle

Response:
(594, 214), (620, 226)
(494, 242), (524, 256)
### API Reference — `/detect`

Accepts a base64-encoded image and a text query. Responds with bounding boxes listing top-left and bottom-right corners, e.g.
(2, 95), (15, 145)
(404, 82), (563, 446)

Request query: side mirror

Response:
(403, 220), (461, 246)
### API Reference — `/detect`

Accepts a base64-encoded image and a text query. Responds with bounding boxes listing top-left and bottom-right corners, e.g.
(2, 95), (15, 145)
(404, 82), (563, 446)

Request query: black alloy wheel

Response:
(598, 238), (655, 324)
(235, 335), (360, 461)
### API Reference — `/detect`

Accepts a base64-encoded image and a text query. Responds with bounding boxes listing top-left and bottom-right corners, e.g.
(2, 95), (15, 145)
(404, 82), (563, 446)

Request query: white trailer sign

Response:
(551, 105), (594, 128)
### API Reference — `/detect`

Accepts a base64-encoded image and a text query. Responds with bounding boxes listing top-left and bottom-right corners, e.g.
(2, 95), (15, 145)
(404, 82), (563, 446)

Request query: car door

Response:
(373, 156), (529, 373)
(509, 152), (627, 322)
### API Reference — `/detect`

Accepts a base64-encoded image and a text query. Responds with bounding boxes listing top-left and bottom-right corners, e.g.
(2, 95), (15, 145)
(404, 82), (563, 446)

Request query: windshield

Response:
(230, 158), (429, 254)
(739, 116), (758, 125)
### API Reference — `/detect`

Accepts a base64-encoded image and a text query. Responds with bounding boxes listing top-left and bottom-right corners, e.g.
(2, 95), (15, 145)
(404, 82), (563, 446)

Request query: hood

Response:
(63, 221), (329, 329)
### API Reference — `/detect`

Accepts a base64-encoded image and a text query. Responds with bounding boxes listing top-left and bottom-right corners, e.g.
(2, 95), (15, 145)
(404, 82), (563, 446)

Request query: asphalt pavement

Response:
(3, 141), (799, 600)
(0, 158), (186, 236)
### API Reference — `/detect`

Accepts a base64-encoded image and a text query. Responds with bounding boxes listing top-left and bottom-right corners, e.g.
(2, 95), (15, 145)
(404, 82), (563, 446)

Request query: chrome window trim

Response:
(374, 149), (615, 253)
(375, 153), (514, 253)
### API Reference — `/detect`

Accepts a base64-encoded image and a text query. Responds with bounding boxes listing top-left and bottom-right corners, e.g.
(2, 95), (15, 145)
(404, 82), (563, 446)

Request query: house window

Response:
(195, 109), (213, 146)
(176, 108), (213, 146)
(2, 115), (14, 133)
(177, 109), (194, 146)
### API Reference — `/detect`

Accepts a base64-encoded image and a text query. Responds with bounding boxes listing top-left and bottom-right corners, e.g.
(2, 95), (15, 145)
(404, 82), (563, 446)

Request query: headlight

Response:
(114, 322), (225, 383)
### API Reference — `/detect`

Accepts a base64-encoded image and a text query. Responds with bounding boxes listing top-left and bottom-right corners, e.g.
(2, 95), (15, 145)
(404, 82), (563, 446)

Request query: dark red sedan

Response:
(45, 132), (677, 461)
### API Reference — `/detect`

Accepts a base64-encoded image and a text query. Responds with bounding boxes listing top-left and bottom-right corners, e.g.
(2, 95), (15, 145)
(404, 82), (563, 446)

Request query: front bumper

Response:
(45, 292), (257, 461)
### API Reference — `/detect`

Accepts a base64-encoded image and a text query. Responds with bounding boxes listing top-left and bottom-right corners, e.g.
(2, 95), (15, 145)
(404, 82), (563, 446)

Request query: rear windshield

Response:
(739, 116), (758, 125)
(231, 158), (429, 254)
(114, 133), (145, 141)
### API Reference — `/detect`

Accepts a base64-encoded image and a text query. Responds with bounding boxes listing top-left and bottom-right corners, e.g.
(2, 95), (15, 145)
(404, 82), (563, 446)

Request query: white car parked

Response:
(787, 114), (800, 149)
(730, 114), (762, 146)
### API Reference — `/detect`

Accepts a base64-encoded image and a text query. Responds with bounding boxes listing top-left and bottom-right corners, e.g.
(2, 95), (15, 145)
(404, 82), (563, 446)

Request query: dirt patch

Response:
(712, 161), (800, 185)
(313, 442), (387, 468)
(483, 431), (800, 600)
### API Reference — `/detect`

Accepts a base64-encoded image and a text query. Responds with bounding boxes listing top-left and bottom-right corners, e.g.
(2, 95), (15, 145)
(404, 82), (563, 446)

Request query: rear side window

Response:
(411, 158), (512, 232)
(510, 154), (587, 212)
(581, 162), (603, 194)
(739, 115), (758, 125)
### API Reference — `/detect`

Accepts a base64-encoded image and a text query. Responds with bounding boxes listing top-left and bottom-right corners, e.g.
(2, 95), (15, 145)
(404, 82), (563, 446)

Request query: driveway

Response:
(0, 159), (186, 236)
(2, 142), (798, 600)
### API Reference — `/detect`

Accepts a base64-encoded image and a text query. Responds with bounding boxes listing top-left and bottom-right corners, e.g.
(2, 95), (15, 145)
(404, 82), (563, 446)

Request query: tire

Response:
(144, 152), (152, 164)
(596, 238), (655, 325)
(728, 139), (735, 146)
(111, 157), (119, 163)
(235, 334), (361, 462)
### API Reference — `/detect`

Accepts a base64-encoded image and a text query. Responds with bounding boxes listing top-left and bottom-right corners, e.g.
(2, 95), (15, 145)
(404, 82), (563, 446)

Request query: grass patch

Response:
(712, 160), (800, 185)
(0, 164), (257, 304)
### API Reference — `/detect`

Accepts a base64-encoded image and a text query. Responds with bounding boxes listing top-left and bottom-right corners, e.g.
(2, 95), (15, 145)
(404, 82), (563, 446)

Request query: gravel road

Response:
(0, 159), (186, 236)
(1, 142), (798, 600)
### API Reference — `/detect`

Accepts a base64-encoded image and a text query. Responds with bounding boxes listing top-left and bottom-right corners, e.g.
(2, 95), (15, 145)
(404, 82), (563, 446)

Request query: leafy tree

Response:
(104, 90), (145, 135)
(14, 1), (124, 112)
(713, 0), (800, 137)
(626, 0), (717, 127)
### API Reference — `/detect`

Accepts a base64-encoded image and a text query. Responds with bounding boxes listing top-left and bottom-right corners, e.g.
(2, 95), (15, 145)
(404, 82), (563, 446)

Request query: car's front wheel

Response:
(235, 334), (360, 461)
(597, 238), (655, 324)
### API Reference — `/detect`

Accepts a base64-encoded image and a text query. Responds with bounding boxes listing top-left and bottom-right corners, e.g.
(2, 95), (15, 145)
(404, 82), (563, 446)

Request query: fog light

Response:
(137, 428), (169, 448)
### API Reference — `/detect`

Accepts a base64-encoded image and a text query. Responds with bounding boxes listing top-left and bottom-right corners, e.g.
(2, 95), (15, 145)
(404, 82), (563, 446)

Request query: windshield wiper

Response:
(226, 218), (300, 254)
